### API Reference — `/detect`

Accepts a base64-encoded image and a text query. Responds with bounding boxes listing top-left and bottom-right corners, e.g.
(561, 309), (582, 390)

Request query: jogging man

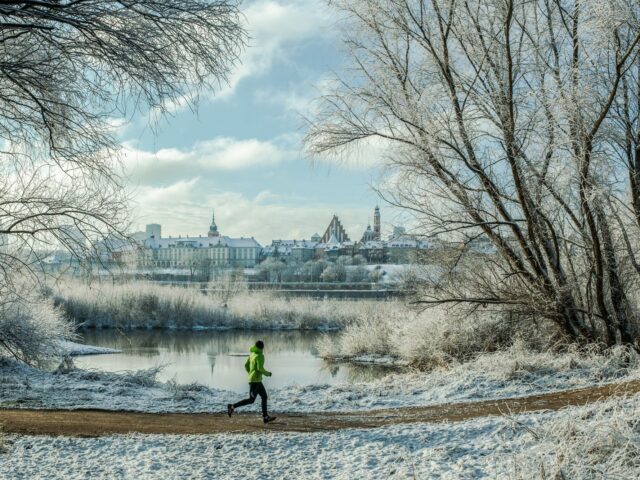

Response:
(227, 340), (276, 424)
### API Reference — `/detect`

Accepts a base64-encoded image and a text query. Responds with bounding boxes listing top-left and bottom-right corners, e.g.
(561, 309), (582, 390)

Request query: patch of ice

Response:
(327, 354), (406, 366)
(59, 341), (121, 356)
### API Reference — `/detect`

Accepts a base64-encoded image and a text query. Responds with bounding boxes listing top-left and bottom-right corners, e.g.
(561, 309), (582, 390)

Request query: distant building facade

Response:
(261, 239), (318, 263)
(321, 215), (350, 243)
(386, 235), (432, 263)
(258, 207), (437, 266)
(119, 206), (467, 273)
(135, 210), (261, 269)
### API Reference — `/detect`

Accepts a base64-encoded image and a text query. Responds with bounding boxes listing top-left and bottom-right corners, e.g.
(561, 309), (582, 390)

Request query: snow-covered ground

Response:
(1, 346), (639, 478)
(1, 345), (638, 413)
(2, 395), (638, 479)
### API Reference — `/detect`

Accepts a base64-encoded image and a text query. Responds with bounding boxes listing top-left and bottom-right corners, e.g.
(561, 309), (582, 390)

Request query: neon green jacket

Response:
(245, 345), (272, 383)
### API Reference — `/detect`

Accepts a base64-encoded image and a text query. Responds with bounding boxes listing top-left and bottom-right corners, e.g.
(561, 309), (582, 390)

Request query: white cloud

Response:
(135, 178), (201, 205)
(253, 88), (317, 120)
(128, 0), (335, 122)
(254, 74), (339, 119)
(199, 138), (288, 169)
(130, 179), (373, 245)
(105, 117), (129, 134)
(122, 137), (295, 185)
(216, 0), (335, 100)
(254, 189), (280, 203)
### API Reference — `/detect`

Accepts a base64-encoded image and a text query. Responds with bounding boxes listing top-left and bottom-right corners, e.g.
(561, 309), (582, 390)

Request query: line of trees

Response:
(306, 0), (640, 347)
(255, 257), (378, 283)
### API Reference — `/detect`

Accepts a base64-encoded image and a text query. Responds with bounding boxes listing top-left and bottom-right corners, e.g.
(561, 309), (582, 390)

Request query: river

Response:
(74, 329), (394, 393)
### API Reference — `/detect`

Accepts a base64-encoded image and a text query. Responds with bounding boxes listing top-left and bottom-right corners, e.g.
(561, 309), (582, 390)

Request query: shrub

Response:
(0, 288), (75, 366)
(319, 305), (562, 368)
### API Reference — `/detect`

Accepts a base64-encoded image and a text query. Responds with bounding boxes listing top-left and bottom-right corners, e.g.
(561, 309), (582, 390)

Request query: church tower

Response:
(361, 223), (373, 243)
(321, 215), (350, 243)
(373, 206), (381, 240)
(208, 209), (220, 237)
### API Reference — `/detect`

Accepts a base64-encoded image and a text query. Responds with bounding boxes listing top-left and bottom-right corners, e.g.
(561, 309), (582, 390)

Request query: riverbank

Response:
(2, 344), (639, 478)
(2, 343), (638, 413)
(1, 368), (639, 479)
(3, 379), (640, 435)
(51, 281), (400, 331)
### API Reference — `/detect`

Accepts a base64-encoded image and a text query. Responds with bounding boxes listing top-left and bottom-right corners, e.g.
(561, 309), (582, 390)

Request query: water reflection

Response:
(75, 330), (393, 393)
(80, 330), (322, 357)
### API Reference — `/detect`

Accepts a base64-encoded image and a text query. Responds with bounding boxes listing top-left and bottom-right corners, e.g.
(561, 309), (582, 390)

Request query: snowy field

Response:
(1, 345), (639, 479)
(1, 345), (638, 413)
(2, 395), (639, 479)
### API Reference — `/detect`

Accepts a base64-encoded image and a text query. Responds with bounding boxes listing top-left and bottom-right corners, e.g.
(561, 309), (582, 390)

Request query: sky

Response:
(117, 0), (400, 246)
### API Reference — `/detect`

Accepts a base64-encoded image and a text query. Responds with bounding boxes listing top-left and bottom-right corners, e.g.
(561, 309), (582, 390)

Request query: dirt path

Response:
(1, 379), (639, 437)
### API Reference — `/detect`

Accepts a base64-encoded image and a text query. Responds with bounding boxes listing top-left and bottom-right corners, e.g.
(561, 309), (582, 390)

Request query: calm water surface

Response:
(75, 330), (393, 393)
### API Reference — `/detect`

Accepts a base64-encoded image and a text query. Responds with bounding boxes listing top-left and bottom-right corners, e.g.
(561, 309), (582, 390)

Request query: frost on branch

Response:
(0, 284), (75, 367)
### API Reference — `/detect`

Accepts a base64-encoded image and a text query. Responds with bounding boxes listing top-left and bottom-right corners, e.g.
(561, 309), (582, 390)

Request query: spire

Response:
(208, 209), (220, 237)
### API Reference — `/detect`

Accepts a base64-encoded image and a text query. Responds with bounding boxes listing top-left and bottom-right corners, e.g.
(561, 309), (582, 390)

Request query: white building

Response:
(136, 211), (261, 269)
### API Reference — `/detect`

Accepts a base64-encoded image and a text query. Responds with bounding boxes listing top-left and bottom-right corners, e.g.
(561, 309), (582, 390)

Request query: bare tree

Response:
(0, 0), (245, 361)
(306, 0), (640, 347)
(0, 0), (244, 277)
(209, 268), (246, 307)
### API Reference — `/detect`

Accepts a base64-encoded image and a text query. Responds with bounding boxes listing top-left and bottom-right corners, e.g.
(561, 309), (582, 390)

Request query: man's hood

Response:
(250, 345), (262, 354)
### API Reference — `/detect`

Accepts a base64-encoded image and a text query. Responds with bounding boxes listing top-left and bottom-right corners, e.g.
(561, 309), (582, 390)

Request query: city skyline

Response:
(117, 0), (397, 244)
(132, 205), (392, 246)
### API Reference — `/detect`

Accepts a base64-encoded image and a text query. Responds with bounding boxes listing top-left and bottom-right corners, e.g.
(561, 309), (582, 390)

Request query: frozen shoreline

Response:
(1, 346), (639, 479)
(1, 345), (638, 414)
(59, 340), (122, 356)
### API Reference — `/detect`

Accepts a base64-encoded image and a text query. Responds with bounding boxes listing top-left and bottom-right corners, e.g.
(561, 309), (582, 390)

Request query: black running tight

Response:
(233, 382), (268, 417)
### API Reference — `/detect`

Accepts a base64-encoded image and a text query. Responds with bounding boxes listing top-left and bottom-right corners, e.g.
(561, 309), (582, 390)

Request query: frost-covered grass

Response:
(51, 281), (398, 331)
(1, 343), (638, 413)
(1, 395), (638, 479)
(0, 287), (75, 367)
(2, 302), (638, 479)
(504, 396), (640, 479)
(0, 428), (7, 455)
(294, 343), (640, 411)
(318, 305), (557, 367)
